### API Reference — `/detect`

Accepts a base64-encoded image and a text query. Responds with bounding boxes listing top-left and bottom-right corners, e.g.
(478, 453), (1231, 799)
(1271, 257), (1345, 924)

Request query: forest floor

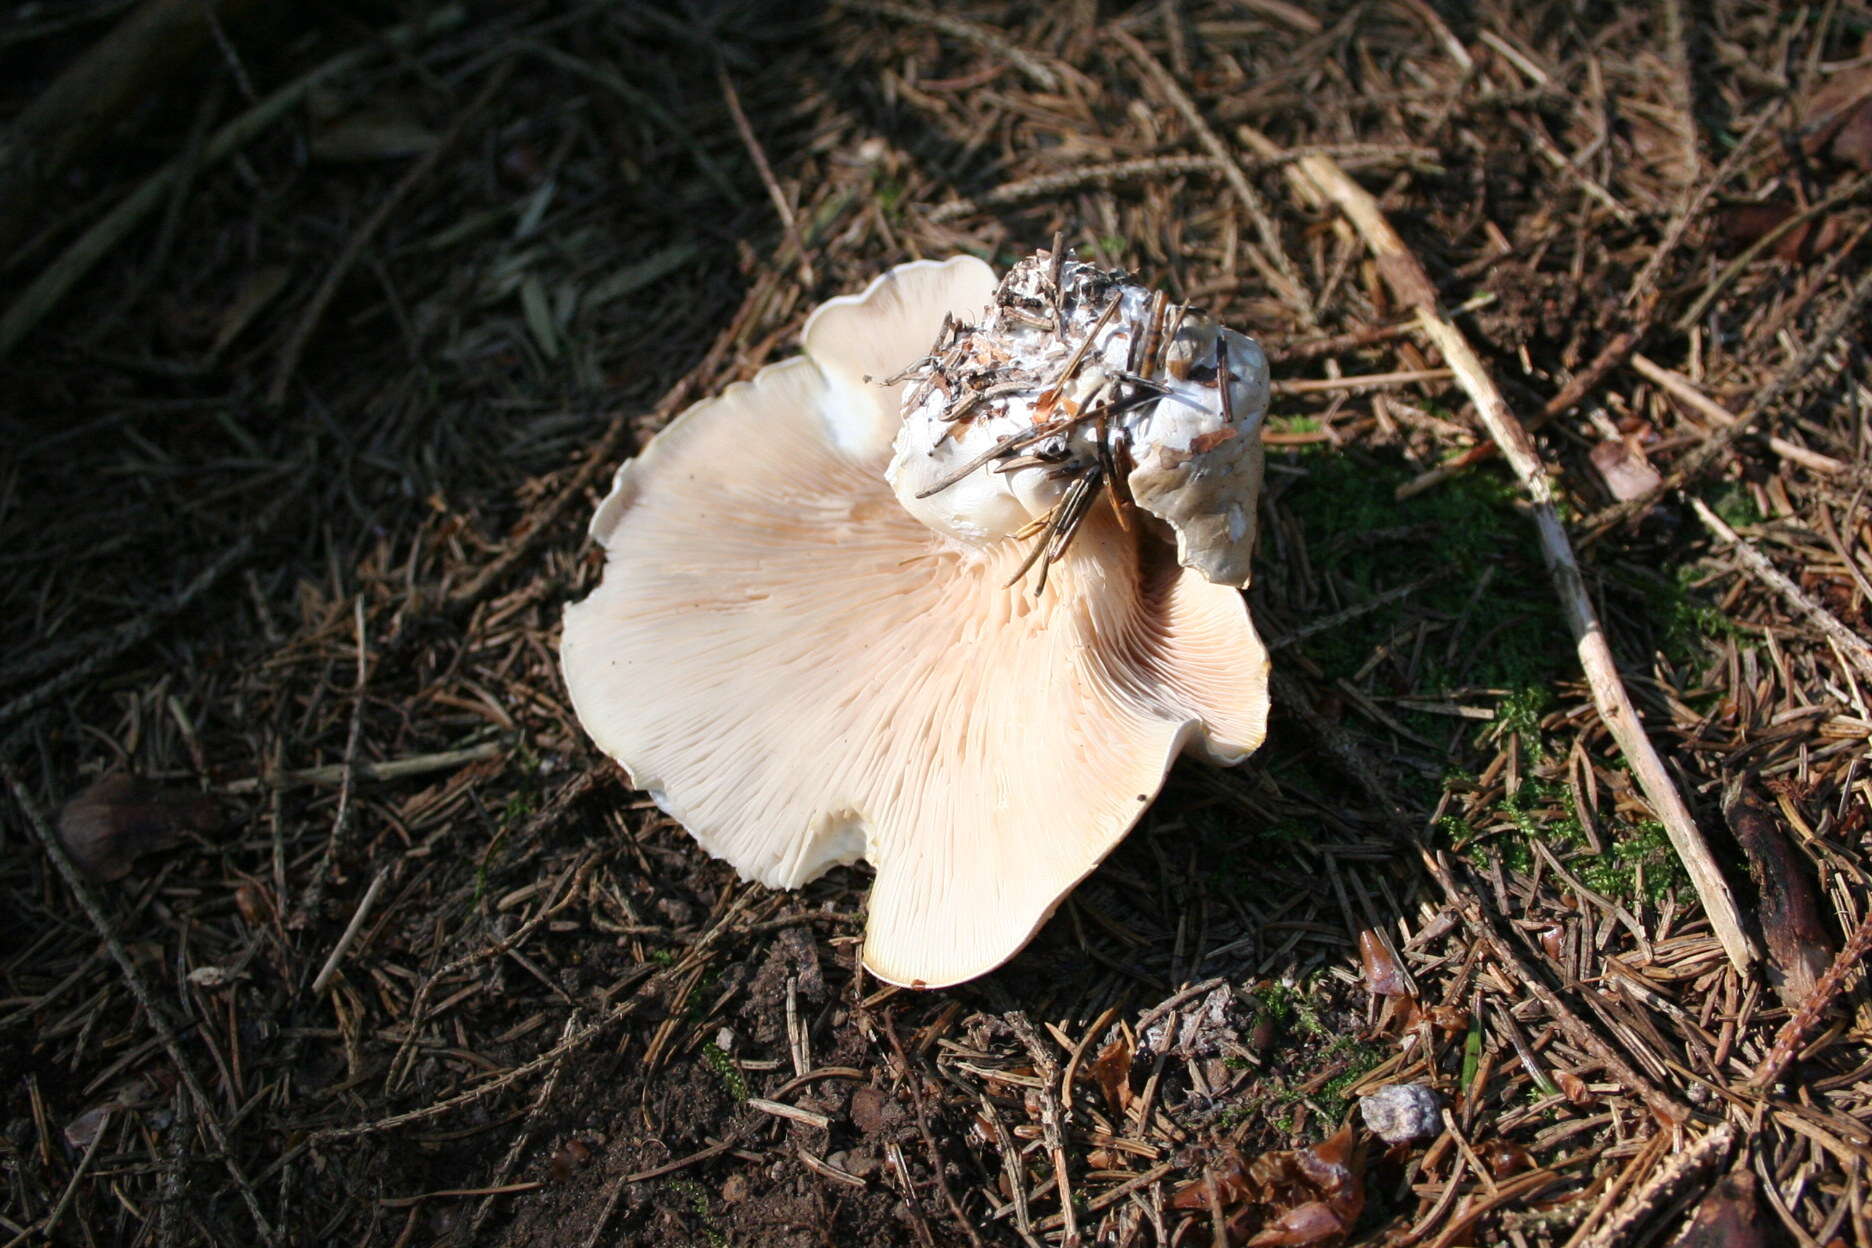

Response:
(3, 2), (1870, 1245)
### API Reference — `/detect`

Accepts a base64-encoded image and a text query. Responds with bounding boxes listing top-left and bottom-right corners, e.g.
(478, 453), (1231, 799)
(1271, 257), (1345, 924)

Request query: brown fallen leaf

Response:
(1713, 202), (1843, 263)
(1590, 436), (1663, 502)
(1171, 1125), (1365, 1246)
(1799, 61), (1872, 172)
(1089, 1033), (1136, 1115)
(1358, 928), (1407, 997)
(1722, 779), (1833, 1009)
(1670, 1169), (1768, 1248)
(1250, 1201), (1349, 1247)
(58, 773), (222, 882)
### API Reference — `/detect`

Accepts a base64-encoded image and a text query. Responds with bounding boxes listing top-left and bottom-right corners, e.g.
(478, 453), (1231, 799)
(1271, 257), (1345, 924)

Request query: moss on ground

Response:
(1273, 446), (1569, 708)
(1270, 445), (1696, 905)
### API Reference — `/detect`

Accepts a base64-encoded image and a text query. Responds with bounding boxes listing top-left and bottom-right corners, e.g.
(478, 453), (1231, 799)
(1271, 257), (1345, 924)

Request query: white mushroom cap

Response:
(561, 255), (1270, 988)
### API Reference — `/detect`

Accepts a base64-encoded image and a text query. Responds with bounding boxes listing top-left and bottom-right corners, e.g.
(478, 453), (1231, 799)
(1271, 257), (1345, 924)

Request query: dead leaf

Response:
(1673, 1169), (1769, 1248)
(1358, 929), (1407, 997)
(1714, 202), (1844, 263)
(1723, 780), (1833, 1009)
(1248, 1200), (1349, 1246)
(1554, 1069), (1593, 1106)
(1089, 1033), (1136, 1114)
(1800, 63), (1872, 171)
(58, 774), (221, 882)
(63, 1104), (112, 1151)
(1590, 437), (1663, 502)
(1173, 1126), (1365, 1246)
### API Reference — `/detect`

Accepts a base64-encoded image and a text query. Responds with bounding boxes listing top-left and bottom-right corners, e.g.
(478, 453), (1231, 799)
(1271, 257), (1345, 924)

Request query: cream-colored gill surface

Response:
(1142, 550), (1271, 765)
(799, 256), (998, 461)
(561, 351), (1269, 988)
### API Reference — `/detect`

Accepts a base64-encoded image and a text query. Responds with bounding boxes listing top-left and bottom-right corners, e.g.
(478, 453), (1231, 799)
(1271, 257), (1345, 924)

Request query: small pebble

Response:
(1360, 1082), (1441, 1144)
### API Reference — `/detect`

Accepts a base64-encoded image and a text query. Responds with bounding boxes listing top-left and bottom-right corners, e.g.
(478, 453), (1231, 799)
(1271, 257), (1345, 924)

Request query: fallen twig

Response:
(310, 865), (390, 995)
(1113, 27), (1311, 319)
(1396, 324), (1647, 500)
(219, 739), (508, 794)
(1631, 354), (1851, 475)
(1283, 147), (1757, 973)
(876, 1013), (987, 1248)
(716, 59), (813, 288)
(1421, 847), (1691, 1127)
(1751, 904), (1872, 1091)
(1676, 169), (1872, 332)
(1577, 1123), (1737, 1248)
(1691, 497), (1872, 686)
(1585, 264), (1872, 534)
(4, 764), (278, 1244)
(0, 483), (301, 736)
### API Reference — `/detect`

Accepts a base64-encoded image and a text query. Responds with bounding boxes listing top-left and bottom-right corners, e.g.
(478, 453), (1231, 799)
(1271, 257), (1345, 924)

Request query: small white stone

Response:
(1360, 1082), (1442, 1144)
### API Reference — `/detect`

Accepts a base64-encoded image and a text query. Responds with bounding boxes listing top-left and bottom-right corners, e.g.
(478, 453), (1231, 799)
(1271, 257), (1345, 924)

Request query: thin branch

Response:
(4, 764), (278, 1244)
(310, 866), (391, 995)
(716, 59), (813, 287)
(1421, 847), (1690, 1126)
(1751, 905), (1872, 1090)
(1587, 263), (1872, 533)
(1112, 27), (1311, 320)
(1287, 149), (1758, 973)
(1691, 498), (1872, 686)
(218, 739), (507, 794)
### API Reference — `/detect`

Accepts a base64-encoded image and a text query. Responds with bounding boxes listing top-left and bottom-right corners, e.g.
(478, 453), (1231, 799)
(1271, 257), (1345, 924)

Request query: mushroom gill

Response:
(560, 252), (1270, 987)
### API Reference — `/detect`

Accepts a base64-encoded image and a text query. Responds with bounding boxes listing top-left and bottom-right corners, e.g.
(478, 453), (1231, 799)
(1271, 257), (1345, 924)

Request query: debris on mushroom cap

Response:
(560, 252), (1271, 989)
(888, 249), (1269, 588)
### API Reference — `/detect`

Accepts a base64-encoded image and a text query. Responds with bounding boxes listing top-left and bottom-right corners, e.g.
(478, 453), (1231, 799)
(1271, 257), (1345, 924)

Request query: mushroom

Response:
(561, 250), (1271, 988)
